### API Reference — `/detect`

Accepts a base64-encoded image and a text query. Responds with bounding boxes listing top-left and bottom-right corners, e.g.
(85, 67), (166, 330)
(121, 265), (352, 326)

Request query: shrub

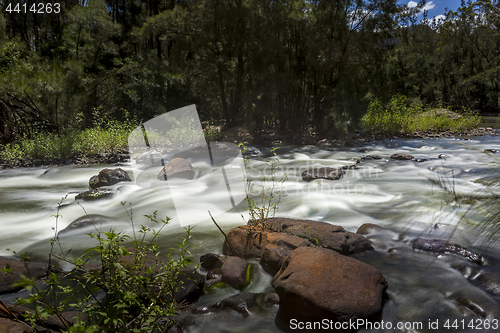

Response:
(8, 201), (196, 332)
(360, 95), (481, 136)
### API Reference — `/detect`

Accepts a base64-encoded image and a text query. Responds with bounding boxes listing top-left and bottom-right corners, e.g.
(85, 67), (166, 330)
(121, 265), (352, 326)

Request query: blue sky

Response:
(398, 0), (463, 21)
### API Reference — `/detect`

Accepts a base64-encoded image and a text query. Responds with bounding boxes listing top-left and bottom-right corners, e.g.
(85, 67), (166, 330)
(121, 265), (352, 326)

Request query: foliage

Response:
(240, 144), (287, 229)
(0, 0), (496, 143)
(361, 95), (481, 136)
(8, 201), (195, 332)
(0, 108), (137, 162)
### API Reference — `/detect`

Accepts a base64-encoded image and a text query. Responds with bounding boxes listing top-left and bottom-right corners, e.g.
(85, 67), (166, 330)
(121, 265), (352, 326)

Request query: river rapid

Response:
(1, 133), (500, 332)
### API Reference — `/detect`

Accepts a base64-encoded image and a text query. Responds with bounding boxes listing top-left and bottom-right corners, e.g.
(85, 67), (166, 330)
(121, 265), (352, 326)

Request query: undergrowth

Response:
(361, 95), (481, 136)
(2, 200), (196, 332)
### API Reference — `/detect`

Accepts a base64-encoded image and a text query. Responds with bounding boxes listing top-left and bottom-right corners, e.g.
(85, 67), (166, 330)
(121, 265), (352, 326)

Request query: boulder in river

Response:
(411, 238), (484, 264)
(0, 257), (47, 295)
(390, 153), (414, 160)
(157, 157), (195, 181)
(261, 232), (312, 276)
(272, 247), (388, 328)
(57, 214), (111, 236)
(200, 253), (224, 270)
(89, 168), (131, 189)
(301, 167), (343, 181)
(264, 218), (374, 255)
(220, 256), (250, 290)
(75, 188), (113, 201)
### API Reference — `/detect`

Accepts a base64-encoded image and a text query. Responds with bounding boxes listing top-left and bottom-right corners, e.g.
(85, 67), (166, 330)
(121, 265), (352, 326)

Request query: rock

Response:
(485, 149), (499, 153)
(0, 257), (47, 295)
(220, 256), (250, 290)
(357, 223), (385, 235)
(266, 292), (280, 306)
(272, 247), (388, 326)
(390, 153), (414, 160)
(75, 188), (113, 201)
(214, 292), (262, 316)
(413, 158), (428, 162)
(360, 155), (382, 161)
(0, 318), (34, 333)
(411, 238), (484, 264)
(173, 270), (205, 304)
(438, 154), (448, 159)
(223, 225), (271, 258)
(264, 218), (374, 255)
(200, 253), (224, 270)
(261, 233), (312, 275)
(89, 168), (131, 189)
(204, 279), (226, 293)
(57, 214), (110, 236)
(157, 157), (195, 181)
(206, 268), (222, 280)
(340, 165), (359, 170)
(301, 167), (344, 181)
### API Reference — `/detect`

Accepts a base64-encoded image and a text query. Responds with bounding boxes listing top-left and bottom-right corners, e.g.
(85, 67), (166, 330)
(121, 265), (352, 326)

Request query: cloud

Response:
(407, 1), (437, 15)
(434, 14), (445, 21)
(423, 2), (436, 11)
(407, 1), (418, 8)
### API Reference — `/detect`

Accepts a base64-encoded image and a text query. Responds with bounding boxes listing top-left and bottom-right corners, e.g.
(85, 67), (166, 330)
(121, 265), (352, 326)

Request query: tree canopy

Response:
(0, 0), (499, 142)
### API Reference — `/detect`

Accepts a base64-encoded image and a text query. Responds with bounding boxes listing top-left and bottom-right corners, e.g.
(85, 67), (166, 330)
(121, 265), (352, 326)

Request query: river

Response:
(1, 132), (500, 332)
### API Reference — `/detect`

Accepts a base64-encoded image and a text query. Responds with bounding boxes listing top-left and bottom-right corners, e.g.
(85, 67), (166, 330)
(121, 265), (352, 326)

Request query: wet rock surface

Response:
(301, 167), (344, 181)
(411, 238), (484, 264)
(157, 157), (195, 181)
(390, 153), (414, 160)
(89, 168), (131, 189)
(75, 188), (113, 201)
(272, 247), (388, 327)
(220, 256), (250, 290)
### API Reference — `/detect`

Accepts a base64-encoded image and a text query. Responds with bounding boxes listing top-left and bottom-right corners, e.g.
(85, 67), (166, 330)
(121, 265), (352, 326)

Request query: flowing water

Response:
(2, 133), (500, 332)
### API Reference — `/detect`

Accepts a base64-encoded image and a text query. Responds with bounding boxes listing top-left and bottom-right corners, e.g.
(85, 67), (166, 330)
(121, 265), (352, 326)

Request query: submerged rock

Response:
(390, 153), (414, 160)
(75, 188), (113, 201)
(411, 238), (484, 264)
(89, 168), (131, 189)
(57, 214), (110, 236)
(301, 167), (343, 181)
(272, 247), (388, 328)
(157, 157), (195, 181)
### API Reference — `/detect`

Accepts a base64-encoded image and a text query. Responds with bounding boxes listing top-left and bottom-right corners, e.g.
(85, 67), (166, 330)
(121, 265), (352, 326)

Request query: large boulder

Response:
(301, 167), (343, 181)
(223, 225), (271, 258)
(89, 168), (131, 189)
(272, 247), (388, 329)
(0, 257), (47, 295)
(157, 157), (195, 181)
(264, 218), (374, 255)
(261, 233), (312, 276)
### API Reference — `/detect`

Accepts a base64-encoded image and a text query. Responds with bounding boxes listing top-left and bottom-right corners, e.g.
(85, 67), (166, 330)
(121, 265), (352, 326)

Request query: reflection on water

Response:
(1, 133), (500, 332)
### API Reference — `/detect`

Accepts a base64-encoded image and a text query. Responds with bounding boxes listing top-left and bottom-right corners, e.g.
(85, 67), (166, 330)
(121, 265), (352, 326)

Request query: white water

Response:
(2, 134), (500, 332)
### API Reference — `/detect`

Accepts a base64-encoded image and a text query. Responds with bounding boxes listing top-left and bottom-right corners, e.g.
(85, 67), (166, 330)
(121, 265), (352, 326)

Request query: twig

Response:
(208, 211), (234, 256)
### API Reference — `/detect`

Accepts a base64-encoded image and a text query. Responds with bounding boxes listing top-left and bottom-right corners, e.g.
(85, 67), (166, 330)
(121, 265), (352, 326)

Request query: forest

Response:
(0, 0), (499, 144)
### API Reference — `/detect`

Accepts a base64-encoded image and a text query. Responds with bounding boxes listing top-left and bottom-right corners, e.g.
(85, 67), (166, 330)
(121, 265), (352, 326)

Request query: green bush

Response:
(7, 202), (196, 332)
(360, 95), (481, 136)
